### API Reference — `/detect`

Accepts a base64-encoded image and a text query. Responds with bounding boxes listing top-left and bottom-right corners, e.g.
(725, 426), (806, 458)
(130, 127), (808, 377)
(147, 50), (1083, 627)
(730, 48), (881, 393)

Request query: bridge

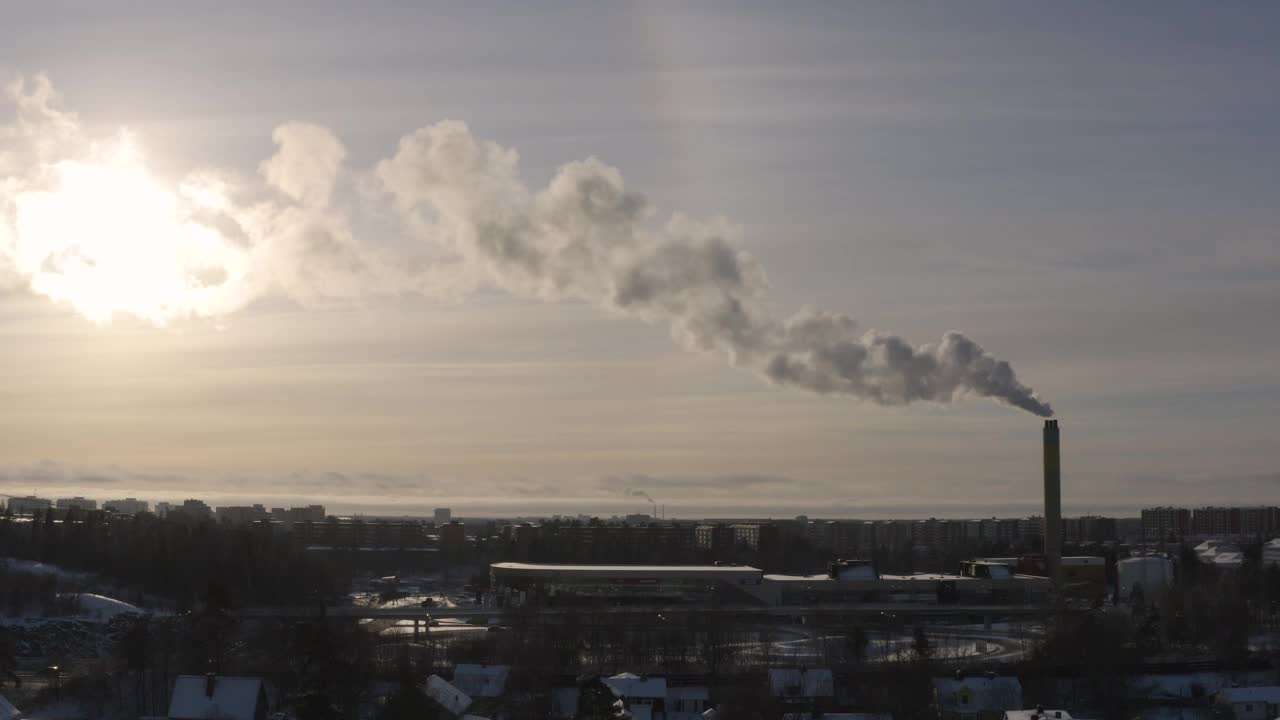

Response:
(231, 602), (1051, 621)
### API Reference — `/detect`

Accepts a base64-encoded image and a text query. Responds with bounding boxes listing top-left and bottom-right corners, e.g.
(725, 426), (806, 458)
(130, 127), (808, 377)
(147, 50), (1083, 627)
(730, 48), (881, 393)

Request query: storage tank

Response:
(1117, 556), (1172, 603)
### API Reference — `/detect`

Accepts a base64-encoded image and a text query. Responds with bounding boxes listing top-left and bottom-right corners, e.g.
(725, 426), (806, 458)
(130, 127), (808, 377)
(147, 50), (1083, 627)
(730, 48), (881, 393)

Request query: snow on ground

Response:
(20, 701), (88, 719)
(0, 559), (91, 582)
(73, 594), (141, 622)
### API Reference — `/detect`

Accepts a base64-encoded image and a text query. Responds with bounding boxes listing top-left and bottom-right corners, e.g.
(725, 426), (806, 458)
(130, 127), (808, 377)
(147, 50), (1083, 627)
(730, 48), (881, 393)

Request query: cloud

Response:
(1, 74), (1051, 416)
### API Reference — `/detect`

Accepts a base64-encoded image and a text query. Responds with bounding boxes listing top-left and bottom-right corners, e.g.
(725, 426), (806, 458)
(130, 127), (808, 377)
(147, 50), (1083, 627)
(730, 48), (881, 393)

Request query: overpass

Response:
(231, 602), (1052, 621)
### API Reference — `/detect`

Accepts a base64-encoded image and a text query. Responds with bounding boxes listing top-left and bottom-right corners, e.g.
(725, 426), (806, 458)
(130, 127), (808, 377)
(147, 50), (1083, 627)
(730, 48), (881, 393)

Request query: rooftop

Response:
(1218, 687), (1280, 704)
(168, 676), (263, 720)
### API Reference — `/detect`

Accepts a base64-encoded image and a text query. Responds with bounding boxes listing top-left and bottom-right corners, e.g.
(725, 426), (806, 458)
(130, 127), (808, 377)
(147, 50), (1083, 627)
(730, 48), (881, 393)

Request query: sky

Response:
(1, 2), (1277, 518)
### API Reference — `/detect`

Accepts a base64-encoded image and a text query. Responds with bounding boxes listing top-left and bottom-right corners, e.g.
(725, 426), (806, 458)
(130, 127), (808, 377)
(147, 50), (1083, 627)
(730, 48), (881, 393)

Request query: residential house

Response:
(0, 693), (20, 720)
(425, 675), (473, 717)
(452, 664), (510, 698)
(1215, 687), (1280, 720)
(167, 675), (268, 720)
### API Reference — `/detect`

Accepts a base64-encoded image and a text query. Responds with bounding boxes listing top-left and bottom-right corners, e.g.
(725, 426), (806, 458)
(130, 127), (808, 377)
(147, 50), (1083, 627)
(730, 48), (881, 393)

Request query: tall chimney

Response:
(1043, 419), (1062, 589)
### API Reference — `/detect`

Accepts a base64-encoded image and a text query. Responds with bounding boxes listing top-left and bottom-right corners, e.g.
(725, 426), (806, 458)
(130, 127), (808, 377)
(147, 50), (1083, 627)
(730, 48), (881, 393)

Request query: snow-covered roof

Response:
(769, 669), (834, 698)
(425, 675), (473, 716)
(0, 693), (20, 720)
(168, 676), (264, 720)
(452, 664), (510, 698)
(764, 574), (834, 582)
(1005, 710), (1073, 720)
(75, 593), (141, 622)
(1212, 552), (1244, 567)
(605, 673), (667, 699)
(1219, 687), (1280, 704)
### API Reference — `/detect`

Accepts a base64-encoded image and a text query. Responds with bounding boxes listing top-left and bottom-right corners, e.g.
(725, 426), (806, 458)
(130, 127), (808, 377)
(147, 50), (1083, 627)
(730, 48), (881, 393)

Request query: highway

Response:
(232, 602), (1051, 621)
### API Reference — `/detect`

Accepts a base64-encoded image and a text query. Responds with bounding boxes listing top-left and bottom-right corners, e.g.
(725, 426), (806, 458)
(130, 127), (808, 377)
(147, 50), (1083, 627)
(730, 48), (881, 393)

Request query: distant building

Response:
(1192, 506), (1240, 536)
(104, 498), (149, 515)
(216, 504), (270, 526)
(168, 675), (268, 720)
(440, 520), (466, 551)
(731, 523), (762, 549)
(179, 499), (213, 520)
(624, 513), (652, 525)
(433, 507), (451, 525)
(695, 524), (735, 552)
(1239, 506), (1279, 537)
(5, 496), (52, 516)
(272, 505), (326, 526)
(982, 518), (1019, 545)
(156, 501), (173, 518)
(293, 517), (430, 548)
(1017, 516), (1045, 545)
(1141, 507), (1191, 542)
(1065, 516), (1117, 543)
(55, 496), (97, 511)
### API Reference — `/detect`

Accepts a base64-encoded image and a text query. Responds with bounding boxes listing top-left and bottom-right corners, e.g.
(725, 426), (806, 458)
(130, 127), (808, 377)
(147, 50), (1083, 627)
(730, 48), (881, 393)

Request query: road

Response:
(233, 602), (1051, 621)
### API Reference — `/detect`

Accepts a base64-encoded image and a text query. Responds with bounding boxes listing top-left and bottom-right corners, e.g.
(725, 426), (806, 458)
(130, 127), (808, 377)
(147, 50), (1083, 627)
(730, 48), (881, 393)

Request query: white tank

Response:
(1117, 556), (1172, 602)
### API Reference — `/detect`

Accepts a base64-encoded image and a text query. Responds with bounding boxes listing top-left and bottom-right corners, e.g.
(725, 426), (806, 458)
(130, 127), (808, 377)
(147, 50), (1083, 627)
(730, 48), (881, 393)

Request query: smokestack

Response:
(1043, 419), (1062, 589)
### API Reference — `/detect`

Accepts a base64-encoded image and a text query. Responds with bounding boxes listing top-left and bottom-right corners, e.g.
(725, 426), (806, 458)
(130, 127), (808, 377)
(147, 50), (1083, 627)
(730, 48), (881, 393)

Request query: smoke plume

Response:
(625, 488), (657, 505)
(0, 75), (1052, 416)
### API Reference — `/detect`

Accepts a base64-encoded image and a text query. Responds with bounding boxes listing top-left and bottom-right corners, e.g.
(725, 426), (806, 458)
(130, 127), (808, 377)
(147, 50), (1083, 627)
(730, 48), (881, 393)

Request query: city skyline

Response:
(2, 4), (1278, 516)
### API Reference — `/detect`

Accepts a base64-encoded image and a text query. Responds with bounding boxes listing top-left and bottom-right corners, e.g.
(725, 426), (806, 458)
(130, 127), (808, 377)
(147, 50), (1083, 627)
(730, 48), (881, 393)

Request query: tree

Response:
(911, 625), (932, 663)
(378, 649), (437, 720)
(0, 627), (20, 688)
(296, 692), (343, 720)
(576, 675), (623, 720)
(845, 623), (870, 665)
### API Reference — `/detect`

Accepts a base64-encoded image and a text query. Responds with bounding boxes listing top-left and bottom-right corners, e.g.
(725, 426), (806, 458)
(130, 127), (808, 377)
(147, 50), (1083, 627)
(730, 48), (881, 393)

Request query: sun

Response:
(10, 133), (251, 325)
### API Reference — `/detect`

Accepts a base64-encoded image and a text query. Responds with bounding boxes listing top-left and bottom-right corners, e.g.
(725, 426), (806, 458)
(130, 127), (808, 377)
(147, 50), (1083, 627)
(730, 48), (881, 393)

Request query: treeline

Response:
(0, 509), (344, 609)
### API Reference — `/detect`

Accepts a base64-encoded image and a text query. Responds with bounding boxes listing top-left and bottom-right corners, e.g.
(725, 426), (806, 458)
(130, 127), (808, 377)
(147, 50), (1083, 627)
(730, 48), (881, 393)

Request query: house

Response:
(1004, 710), (1074, 720)
(1215, 687), (1280, 720)
(1263, 538), (1280, 568)
(425, 675), (473, 717)
(604, 673), (667, 720)
(549, 676), (712, 720)
(549, 688), (579, 719)
(168, 675), (268, 720)
(932, 675), (1023, 720)
(769, 669), (835, 703)
(452, 664), (510, 698)
(0, 693), (20, 720)
(666, 686), (711, 720)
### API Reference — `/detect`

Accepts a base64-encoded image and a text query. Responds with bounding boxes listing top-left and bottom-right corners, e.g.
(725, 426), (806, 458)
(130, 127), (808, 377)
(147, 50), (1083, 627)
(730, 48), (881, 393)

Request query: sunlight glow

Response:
(11, 134), (250, 325)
